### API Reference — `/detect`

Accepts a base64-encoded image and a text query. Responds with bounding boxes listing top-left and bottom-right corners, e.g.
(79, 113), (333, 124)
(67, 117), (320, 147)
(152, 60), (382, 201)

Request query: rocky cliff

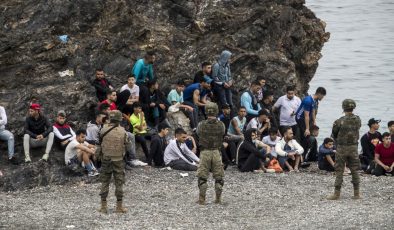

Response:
(0, 0), (329, 191)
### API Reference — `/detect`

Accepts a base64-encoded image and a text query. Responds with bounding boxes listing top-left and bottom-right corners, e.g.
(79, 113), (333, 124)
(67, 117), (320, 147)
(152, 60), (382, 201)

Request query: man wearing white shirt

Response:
(275, 126), (304, 172)
(164, 128), (199, 171)
(120, 74), (140, 105)
(0, 105), (15, 162)
(273, 85), (301, 138)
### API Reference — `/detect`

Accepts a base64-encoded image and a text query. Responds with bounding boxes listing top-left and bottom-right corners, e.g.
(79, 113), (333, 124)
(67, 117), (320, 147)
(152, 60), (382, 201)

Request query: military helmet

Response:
(342, 99), (356, 110)
(205, 102), (219, 116)
(109, 110), (123, 122)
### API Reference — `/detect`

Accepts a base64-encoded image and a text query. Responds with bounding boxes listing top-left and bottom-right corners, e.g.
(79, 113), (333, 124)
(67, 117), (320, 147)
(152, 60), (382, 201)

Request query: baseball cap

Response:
(30, 104), (41, 111)
(57, 110), (66, 117)
(368, 118), (381, 127)
(203, 76), (213, 84)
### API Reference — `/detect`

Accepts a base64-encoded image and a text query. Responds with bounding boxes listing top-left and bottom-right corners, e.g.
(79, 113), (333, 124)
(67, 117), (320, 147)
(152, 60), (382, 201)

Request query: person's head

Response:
(200, 76), (212, 89)
(315, 87), (327, 101)
(158, 123), (171, 136)
(201, 62), (212, 75)
(269, 127), (278, 141)
(219, 50), (232, 65)
(133, 102), (143, 114)
(286, 85), (296, 100)
(106, 89), (117, 102)
(175, 128), (188, 143)
(257, 110), (269, 123)
(323, 137), (334, 149)
(144, 50), (156, 64)
(250, 80), (262, 94)
(342, 99), (356, 113)
(283, 126), (294, 141)
(310, 125), (319, 137)
(75, 129), (87, 143)
(382, 132), (392, 145)
(238, 106), (247, 118)
(127, 74), (136, 87)
(245, 128), (258, 143)
(109, 110), (122, 124)
(221, 104), (231, 116)
(95, 112), (107, 125)
(205, 102), (219, 118)
(388, 121), (394, 134)
(263, 91), (274, 103)
(29, 103), (41, 117)
(175, 80), (185, 93)
(256, 76), (266, 87)
(368, 118), (381, 131)
(56, 110), (67, 125)
(95, 68), (104, 80)
(147, 79), (159, 90)
(98, 103), (110, 115)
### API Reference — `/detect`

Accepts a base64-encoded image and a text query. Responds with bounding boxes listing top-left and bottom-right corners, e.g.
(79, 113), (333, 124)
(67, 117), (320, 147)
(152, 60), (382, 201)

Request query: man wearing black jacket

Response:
(92, 69), (114, 102)
(23, 104), (54, 163)
(360, 118), (382, 171)
(149, 123), (170, 166)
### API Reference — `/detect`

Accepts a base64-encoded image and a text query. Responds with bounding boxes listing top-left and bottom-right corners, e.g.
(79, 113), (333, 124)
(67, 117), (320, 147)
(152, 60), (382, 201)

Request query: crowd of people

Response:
(0, 50), (393, 179)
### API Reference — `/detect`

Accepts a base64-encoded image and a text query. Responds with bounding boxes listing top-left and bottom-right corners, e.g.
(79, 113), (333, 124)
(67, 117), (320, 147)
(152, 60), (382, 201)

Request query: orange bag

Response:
(267, 158), (283, 173)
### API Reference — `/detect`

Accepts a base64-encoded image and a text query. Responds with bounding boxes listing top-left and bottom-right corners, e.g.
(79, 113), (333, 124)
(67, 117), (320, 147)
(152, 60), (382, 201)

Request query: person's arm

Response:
(132, 61), (142, 80)
(24, 118), (37, 138)
(92, 80), (109, 94)
(184, 144), (199, 163)
(312, 109), (317, 126)
(188, 136), (197, 153)
(106, 79), (114, 89)
(133, 86), (140, 101)
(304, 110), (311, 136)
(193, 89), (205, 107)
(150, 137), (160, 157)
(292, 140), (304, 155)
(325, 155), (335, 167)
(275, 141), (287, 157)
(231, 118), (242, 135)
(241, 93), (259, 116)
(374, 151), (390, 171)
(212, 64), (223, 85)
(42, 117), (53, 137)
(53, 126), (72, 141)
(244, 142), (265, 159)
(272, 97), (281, 113)
(148, 64), (154, 81)
(75, 143), (95, 154)
(0, 107), (7, 126)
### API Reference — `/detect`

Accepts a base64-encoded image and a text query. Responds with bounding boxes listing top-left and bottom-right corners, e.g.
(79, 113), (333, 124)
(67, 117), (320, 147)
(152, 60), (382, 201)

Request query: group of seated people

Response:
(0, 50), (393, 178)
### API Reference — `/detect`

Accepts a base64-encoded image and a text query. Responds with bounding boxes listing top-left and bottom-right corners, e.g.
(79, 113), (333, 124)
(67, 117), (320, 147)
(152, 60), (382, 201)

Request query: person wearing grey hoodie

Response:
(212, 50), (233, 109)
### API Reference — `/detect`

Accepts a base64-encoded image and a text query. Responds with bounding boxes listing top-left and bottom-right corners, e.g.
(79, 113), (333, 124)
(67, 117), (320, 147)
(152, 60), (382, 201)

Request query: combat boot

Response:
(98, 200), (108, 214)
(327, 190), (341, 200)
(352, 189), (361, 200)
(215, 192), (222, 204)
(198, 193), (206, 205)
(114, 200), (127, 213)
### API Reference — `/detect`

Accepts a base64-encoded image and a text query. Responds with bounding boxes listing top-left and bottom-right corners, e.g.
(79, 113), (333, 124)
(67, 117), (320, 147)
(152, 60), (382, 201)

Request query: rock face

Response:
(0, 0), (329, 191)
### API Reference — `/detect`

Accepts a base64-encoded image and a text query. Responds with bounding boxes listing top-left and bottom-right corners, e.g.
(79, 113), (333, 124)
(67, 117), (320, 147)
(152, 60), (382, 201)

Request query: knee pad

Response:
(198, 177), (208, 188)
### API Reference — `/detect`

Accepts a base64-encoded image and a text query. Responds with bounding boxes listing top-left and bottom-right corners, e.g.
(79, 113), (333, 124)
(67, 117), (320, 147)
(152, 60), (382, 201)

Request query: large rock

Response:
(0, 0), (329, 191)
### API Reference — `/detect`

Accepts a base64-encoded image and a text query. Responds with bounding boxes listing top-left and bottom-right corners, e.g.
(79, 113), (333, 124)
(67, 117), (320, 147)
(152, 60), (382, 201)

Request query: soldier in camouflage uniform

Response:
(98, 110), (131, 213)
(197, 102), (226, 205)
(327, 99), (362, 200)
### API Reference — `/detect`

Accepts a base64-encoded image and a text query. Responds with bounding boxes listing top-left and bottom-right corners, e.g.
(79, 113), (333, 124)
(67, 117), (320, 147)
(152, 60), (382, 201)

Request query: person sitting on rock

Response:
(318, 137), (336, 172)
(149, 123), (170, 167)
(241, 80), (262, 122)
(139, 79), (170, 128)
(218, 104), (231, 133)
(237, 129), (267, 173)
(164, 128), (200, 171)
(23, 104), (54, 163)
(53, 110), (75, 149)
(92, 68), (114, 102)
(86, 112), (107, 145)
(0, 105), (16, 163)
(256, 76), (267, 102)
(360, 118), (382, 172)
(212, 50), (233, 110)
(374, 132), (394, 176)
(388, 121), (394, 143)
(182, 76), (212, 130)
(65, 129), (98, 177)
(100, 89), (117, 111)
(262, 127), (281, 158)
(120, 74), (140, 105)
(167, 80), (185, 105)
(97, 103), (111, 117)
(275, 126), (304, 172)
(129, 102), (150, 163)
(245, 109), (271, 139)
(193, 61), (212, 83)
(227, 106), (247, 142)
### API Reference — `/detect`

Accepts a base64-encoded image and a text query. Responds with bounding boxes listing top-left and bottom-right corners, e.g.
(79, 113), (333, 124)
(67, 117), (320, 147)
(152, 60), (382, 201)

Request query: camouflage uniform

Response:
(99, 110), (131, 213)
(328, 99), (361, 200)
(197, 102), (225, 204)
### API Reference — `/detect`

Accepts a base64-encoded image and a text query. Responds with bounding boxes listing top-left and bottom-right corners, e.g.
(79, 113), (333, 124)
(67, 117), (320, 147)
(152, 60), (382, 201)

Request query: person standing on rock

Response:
(132, 51), (156, 101)
(23, 104), (54, 163)
(327, 99), (362, 200)
(99, 110), (131, 214)
(193, 61), (212, 83)
(0, 105), (16, 163)
(241, 80), (262, 122)
(212, 50), (233, 110)
(196, 102), (226, 205)
(92, 68), (114, 102)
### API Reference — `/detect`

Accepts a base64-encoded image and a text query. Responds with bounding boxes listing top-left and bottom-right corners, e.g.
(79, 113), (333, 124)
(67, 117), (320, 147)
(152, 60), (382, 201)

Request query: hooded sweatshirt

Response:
(237, 129), (264, 167)
(212, 50), (232, 85)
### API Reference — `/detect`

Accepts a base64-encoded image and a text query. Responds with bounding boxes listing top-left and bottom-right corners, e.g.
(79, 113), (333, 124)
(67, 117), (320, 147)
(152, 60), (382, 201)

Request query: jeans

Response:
(183, 101), (199, 129)
(135, 134), (149, 161)
(0, 129), (14, 158)
(214, 84), (233, 108)
(23, 133), (54, 157)
(168, 159), (197, 171)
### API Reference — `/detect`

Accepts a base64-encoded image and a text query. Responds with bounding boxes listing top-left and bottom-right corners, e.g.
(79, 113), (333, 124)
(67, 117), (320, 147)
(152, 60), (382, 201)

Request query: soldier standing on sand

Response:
(98, 110), (130, 213)
(197, 102), (226, 205)
(327, 99), (362, 200)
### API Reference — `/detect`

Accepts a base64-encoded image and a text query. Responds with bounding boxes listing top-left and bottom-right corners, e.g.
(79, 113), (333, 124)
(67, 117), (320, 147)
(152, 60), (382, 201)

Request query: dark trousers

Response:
(297, 120), (312, 157)
(238, 154), (264, 172)
(214, 84), (233, 108)
(135, 134), (149, 161)
(183, 101), (199, 129)
(116, 90), (131, 113)
(318, 160), (335, 172)
(374, 164), (394, 176)
(168, 159), (197, 171)
(151, 150), (165, 167)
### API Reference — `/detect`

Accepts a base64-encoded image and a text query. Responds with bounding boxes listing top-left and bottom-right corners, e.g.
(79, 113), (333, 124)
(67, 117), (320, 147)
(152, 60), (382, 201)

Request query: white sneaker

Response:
(130, 159), (148, 166)
(88, 170), (99, 177)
